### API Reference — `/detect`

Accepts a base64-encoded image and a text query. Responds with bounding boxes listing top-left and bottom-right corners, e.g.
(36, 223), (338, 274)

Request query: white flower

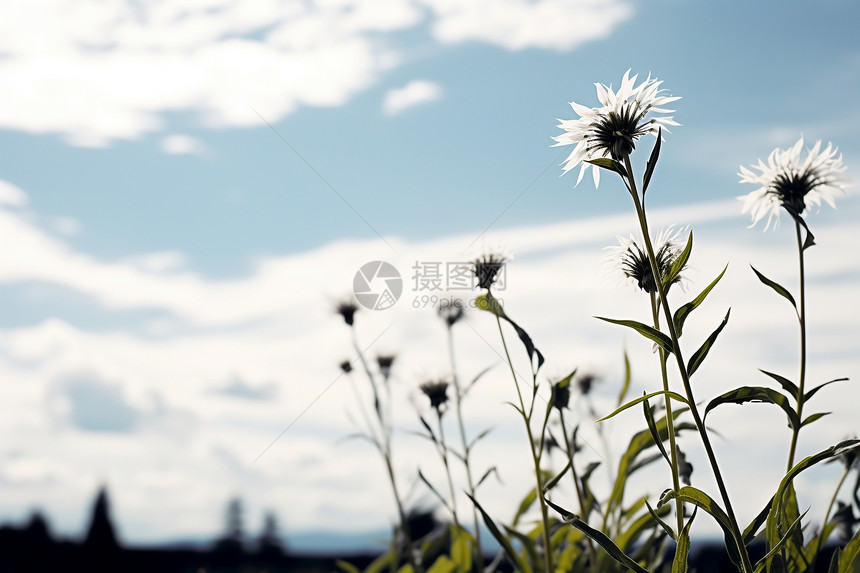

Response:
(605, 227), (687, 294)
(553, 70), (680, 188)
(738, 137), (847, 229)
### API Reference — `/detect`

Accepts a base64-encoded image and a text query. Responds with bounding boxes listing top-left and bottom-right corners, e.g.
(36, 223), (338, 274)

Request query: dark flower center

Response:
(622, 242), (680, 294)
(770, 169), (824, 217)
(473, 255), (506, 290)
(590, 102), (651, 160)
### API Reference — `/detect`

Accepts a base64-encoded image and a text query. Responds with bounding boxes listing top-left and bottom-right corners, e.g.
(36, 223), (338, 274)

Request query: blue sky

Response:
(1, 0), (859, 548)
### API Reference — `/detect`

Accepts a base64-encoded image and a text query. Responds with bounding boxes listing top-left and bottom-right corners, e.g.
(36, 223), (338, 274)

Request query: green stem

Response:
(493, 307), (554, 573)
(650, 291), (685, 538)
(559, 408), (599, 570)
(622, 155), (752, 573)
(447, 325), (485, 571)
(436, 408), (461, 530)
(786, 218), (807, 471)
(811, 466), (850, 573)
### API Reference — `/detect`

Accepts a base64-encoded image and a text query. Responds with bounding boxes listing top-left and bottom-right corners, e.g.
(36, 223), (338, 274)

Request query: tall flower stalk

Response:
(337, 301), (418, 573)
(739, 137), (847, 470)
(439, 302), (485, 572)
(473, 253), (555, 573)
(555, 71), (752, 571)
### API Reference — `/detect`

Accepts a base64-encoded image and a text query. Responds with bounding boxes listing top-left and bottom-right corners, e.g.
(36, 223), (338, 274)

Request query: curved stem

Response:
(493, 308), (553, 573)
(786, 218), (808, 471)
(622, 155), (752, 572)
(650, 291), (685, 537)
(447, 325), (484, 570)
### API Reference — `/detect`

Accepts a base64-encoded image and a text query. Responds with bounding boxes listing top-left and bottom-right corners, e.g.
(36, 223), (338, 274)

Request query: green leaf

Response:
(426, 555), (456, 573)
(418, 469), (450, 511)
(545, 498), (652, 573)
(466, 493), (531, 573)
(837, 526), (860, 572)
(753, 509), (807, 572)
(449, 527), (473, 573)
(512, 487), (538, 527)
(671, 510), (694, 573)
(759, 370), (799, 400)
(751, 266), (797, 310)
(586, 157), (628, 178)
(596, 317), (674, 355)
(805, 377), (848, 402)
(686, 308), (730, 377)
(642, 395), (670, 467)
(502, 526), (540, 572)
(704, 386), (801, 430)
(658, 486), (744, 570)
(477, 293), (545, 371)
(663, 231), (693, 291)
(765, 440), (860, 571)
(336, 560), (362, 573)
(618, 351), (632, 407)
(646, 499), (676, 541)
(642, 127), (662, 194)
(673, 264), (727, 338)
(743, 497), (774, 545)
(475, 466), (499, 489)
(543, 459), (572, 493)
(801, 412), (831, 427)
(595, 390), (688, 423)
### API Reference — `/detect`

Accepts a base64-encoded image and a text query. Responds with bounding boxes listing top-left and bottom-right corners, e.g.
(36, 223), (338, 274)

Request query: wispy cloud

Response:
(382, 80), (443, 115)
(160, 134), (205, 155)
(0, 0), (631, 146)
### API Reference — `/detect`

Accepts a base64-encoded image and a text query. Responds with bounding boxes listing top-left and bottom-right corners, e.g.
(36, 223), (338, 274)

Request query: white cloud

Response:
(160, 134), (205, 155)
(3, 180), (856, 544)
(0, 180), (28, 207)
(421, 0), (633, 51)
(0, 0), (631, 146)
(382, 80), (443, 115)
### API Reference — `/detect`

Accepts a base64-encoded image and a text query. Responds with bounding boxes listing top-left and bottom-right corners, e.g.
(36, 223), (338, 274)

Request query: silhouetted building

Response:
(83, 485), (121, 571)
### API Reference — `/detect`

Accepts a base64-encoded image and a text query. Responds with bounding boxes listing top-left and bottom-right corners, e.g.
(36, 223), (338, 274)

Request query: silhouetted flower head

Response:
(419, 380), (450, 412)
(551, 378), (571, 410)
(376, 354), (396, 379)
(438, 298), (465, 327)
(554, 70), (679, 187)
(539, 433), (561, 456)
(676, 446), (693, 486)
(832, 501), (858, 542)
(473, 252), (508, 291)
(739, 137), (846, 229)
(607, 228), (686, 294)
(336, 300), (359, 327)
(576, 374), (599, 396)
(339, 360), (353, 374)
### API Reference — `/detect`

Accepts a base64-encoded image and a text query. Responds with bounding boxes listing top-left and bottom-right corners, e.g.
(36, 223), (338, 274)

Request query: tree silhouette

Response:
(213, 497), (246, 564)
(257, 510), (286, 559)
(84, 486), (119, 550)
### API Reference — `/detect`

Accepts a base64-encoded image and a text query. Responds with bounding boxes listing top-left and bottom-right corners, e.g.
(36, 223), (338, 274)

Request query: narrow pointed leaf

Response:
(671, 510), (695, 573)
(642, 127), (662, 194)
(673, 264), (727, 338)
(586, 157), (628, 178)
(545, 498), (652, 573)
(418, 469), (450, 511)
(686, 309), (730, 377)
(659, 487), (744, 570)
(543, 459), (572, 493)
(645, 499), (676, 541)
(477, 293), (545, 370)
(468, 427), (493, 451)
(765, 440), (860, 570)
(595, 390), (688, 423)
(512, 487), (537, 527)
(751, 266), (797, 310)
(837, 527), (860, 572)
(805, 377), (848, 402)
(704, 386), (801, 430)
(596, 316), (673, 354)
(801, 412), (831, 428)
(502, 526), (540, 571)
(475, 466), (499, 489)
(419, 416), (438, 444)
(663, 231), (693, 290)
(642, 396), (670, 467)
(743, 497), (774, 545)
(466, 493), (531, 573)
(618, 351), (632, 407)
(754, 510), (807, 571)
(462, 366), (493, 397)
(759, 370), (799, 399)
